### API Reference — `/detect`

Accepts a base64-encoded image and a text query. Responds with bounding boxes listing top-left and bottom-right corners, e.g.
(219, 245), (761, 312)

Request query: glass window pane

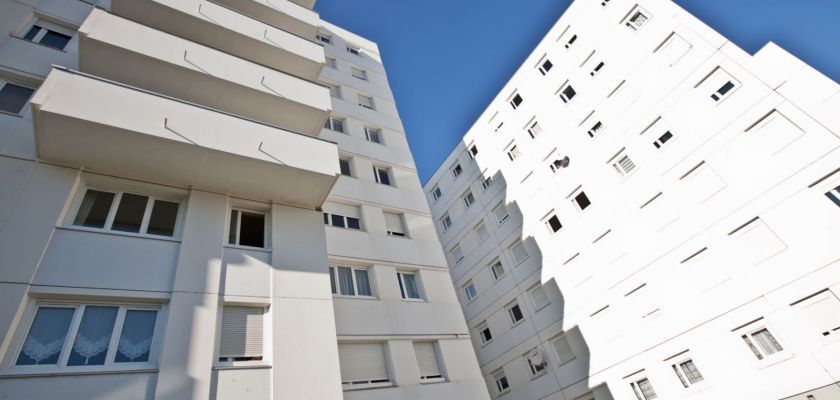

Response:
(16, 307), (75, 366)
(355, 269), (372, 296)
(73, 190), (115, 228)
(23, 25), (40, 41)
(339, 159), (352, 176)
(111, 193), (148, 233)
(329, 267), (336, 294)
(0, 83), (35, 114)
(228, 210), (238, 244)
(338, 267), (355, 296)
(238, 212), (265, 247)
(67, 306), (118, 366)
(346, 217), (361, 230)
(39, 30), (72, 50)
(752, 328), (783, 355)
(146, 200), (178, 236)
(115, 310), (157, 363)
(331, 214), (345, 228)
(403, 274), (420, 299)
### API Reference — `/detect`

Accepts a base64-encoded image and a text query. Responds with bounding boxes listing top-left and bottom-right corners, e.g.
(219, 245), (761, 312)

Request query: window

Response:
(741, 326), (784, 360)
(325, 56), (337, 69)
(529, 284), (549, 310)
(538, 58), (553, 75)
(327, 84), (341, 99)
(373, 166), (392, 186)
(431, 186), (442, 202)
(601, 0), (611, 6)
(73, 189), (180, 237)
(590, 61), (605, 77)
(316, 33), (332, 44)
(351, 67), (368, 81)
(551, 334), (575, 364)
(22, 20), (73, 50)
(338, 343), (391, 389)
(452, 163), (463, 178)
(672, 359), (704, 388)
(478, 322), (493, 344)
(15, 303), (159, 368)
(494, 122), (504, 133)
(793, 289), (840, 340)
(525, 349), (545, 376)
(507, 302), (524, 325)
(324, 116), (345, 133)
(397, 272), (422, 300)
(511, 242), (528, 264)
(358, 94), (375, 110)
(475, 222), (489, 242)
(451, 245), (464, 264)
(545, 215), (563, 233)
(711, 81), (736, 101)
(441, 214), (452, 231)
(493, 203), (510, 224)
(346, 45), (361, 55)
(463, 191), (475, 208)
(625, 6), (651, 31)
(464, 281), (477, 301)
(550, 156), (570, 173)
(219, 306), (264, 362)
(573, 191), (592, 211)
(384, 211), (407, 237)
(564, 34), (578, 49)
(469, 144), (479, 158)
(0, 80), (35, 115)
(527, 120), (542, 138)
(365, 127), (383, 144)
(506, 144), (521, 161)
(329, 266), (373, 297)
(480, 175), (494, 190)
(630, 377), (657, 400)
(339, 158), (353, 177)
(493, 369), (509, 393)
(323, 212), (361, 230)
(414, 342), (444, 382)
(559, 83), (577, 103)
(698, 67), (740, 103)
(509, 93), (523, 110)
(653, 131), (674, 148)
(490, 260), (505, 280)
(228, 209), (266, 247)
(612, 153), (637, 176)
(587, 121), (604, 138)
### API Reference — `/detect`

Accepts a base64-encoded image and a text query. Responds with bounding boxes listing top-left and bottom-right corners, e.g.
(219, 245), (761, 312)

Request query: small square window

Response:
(339, 158), (353, 177)
(550, 156), (570, 173)
(478, 322), (493, 344)
(451, 245), (464, 264)
(327, 84), (341, 99)
(317, 34), (332, 44)
(525, 350), (545, 376)
(469, 144), (479, 158)
(73, 189), (179, 237)
(741, 327), (784, 360)
(373, 166), (392, 186)
(587, 121), (604, 138)
(346, 45), (360, 55)
(475, 222), (489, 242)
(546, 215), (563, 233)
(324, 116), (345, 133)
(441, 214), (452, 231)
(625, 6), (651, 31)
(551, 334), (575, 364)
(0, 81), (35, 115)
(229, 209), (266, 248)
(431, 186), (442, 202)
(672, 358), (704, 388)
(507, 302), (524, 325)
(219, 306), (265, 362)
(490, 260), (505, 280)
(494, 203), (510, 224)
(452, 163), (463, 178)
(358, 94), (375, 110)
(493, 369), (509, 393)
(365, 127), (383, 144)
(509, 93), (523, 110)
(510, 242), (529, 264)
(480, 175), (494, 190)
(506, 144), (521, 161)
(397, 271), (422, 300)
(527, 120), (542, 138)
(351, 67), (368, 81)
(611, 153), (637, 176)
(653, 130), (674, 148)
(529, 284), (549, 310)
(564, 34), (578, 49)
(539, 59), (553, 75)
(601, 0), (611, 6)
(630, 377), (657, 400)
(560, 84), (577, 103)
(573, 191), (591, 211)
(463, 191), (475, 208)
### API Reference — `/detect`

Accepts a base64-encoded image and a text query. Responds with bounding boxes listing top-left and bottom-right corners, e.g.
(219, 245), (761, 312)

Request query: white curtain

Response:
(68, 306), (118, 366)
(338, 267), (355, 296)
(354, 269), (372, 296)
(17, 307), (75, 365)
(116, 310), (157, 363)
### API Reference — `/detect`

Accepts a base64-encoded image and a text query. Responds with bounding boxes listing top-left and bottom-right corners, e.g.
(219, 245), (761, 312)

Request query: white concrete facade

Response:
(425, 1), (840, 400)
(0, 0), (486, 399)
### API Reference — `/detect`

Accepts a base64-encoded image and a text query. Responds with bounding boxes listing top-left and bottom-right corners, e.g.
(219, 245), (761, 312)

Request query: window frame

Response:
(324, 116), (346, 133)
(462, 191), (475, 208)
(624, 5), (652, 31)
(529, 284), (550, 311)
(653, 130), (674, 149)
(0, 79), (36, 116)
(464, 281), (478, 302)
(494, 203), (510, 225)
(493, 369), (509, 394)
(550, 333), (576, 365)
(527, 120), (542, 139)
(611, 151), (637, 177)
(323, 212), (362, 231)
(228, 207), (269, 249)
(559, 83), (577, 103)
(383, 211), (408, 237)
(351, 67), (368, 81)
(69, 187), (184, 239)
(734, 319), (791, 365)
(339, 157), (354, 177)
(478, 322), (493, 345)
(346, 45), (361, 56)
(441, 213), (452, 231)
(216, 305), (268, 366)
(316, 33), (332, 44)
(671, 357), (705, 388)
(475, 222), (490, 243)
(325, 56), (337, 69)
(431, 186), (442, 202)
(572, 190), (592, 212)
(629, 376), (657, 400)
(510, 242), (529, 264)
(506, 302), (525, 326)
(20, 19), (74, 51)
(525, 349), (546, 377)
(397, 271), (423, 301)
(490, 260), (505, 281)
(538, 58), (553, 75)
(357, 94), (375, 110)
(506, 144), (521, 161)
(365, 127), (384, 144)
(327, 83), (342, 99)
(509, 92), (523, 110)
(545, 214), (563, 233)
(329, 265), (375, 298)
(373, 165), (393, 186)
(587, 121), (605, 138)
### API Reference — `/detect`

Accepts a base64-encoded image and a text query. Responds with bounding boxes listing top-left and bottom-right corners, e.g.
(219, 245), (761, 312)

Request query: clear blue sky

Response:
(314, 0), (840, 183)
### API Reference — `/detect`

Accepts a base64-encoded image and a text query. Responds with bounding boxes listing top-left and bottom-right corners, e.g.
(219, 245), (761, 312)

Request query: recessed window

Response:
(73, 189), (180, 237)
(365, 127), (383, 144)
(493, 203), (510, 224)
(741, 327), (783, 360)
(414, 342), (444, 383)
(480, 175), (494, 190)
(431, 186), (442, 202)
(529, 284), (549, 310)
(538, 58), (553, 75)
(493, 369), (509, 393)
(329, 266), (373, 297)
(0, 80), (35, 115)
(511, 241), (529, 264)
(630, 377), (657, 400)
(23, 20), (73, 50)
(324, 116), (345, 133)
(625, 6), (651, 31)
(316, 33), (332, 44)
(373, 166), (392, 186)
(339, 158), (353, 177)
(358, 94), (375, 109)
(573, 191), (591, 211)
(351, 67), (368, 81)
(384, 211), (407, 237)
(507, 302), (524, 325)
(323, 212), (361, 230)
(325, 56), (337, 69)
(527, 120), (542, 138)
(698, 66), (740, 103)
(469, 144), (479, 158)
(712, 81), (736, 101)
(464, 281), (477, 301)
(397, 271), (422, 300)
(793, 289), (840, 339)
(452, 163), (463, 178)
(219, 306), (265, 362)
(590, 61), (605, 77)
(550, 156), (570, 173)
(564, 34), (578, 49)
(451, 245), (464, 264)
(491, 260), (505, 280)
(506, 144), (521, 161)
(509, 93), (523, 110)
(525, 349), (545, 376)
(15, 303), (159, 368)
(475, 222), (489, 242)
(587, 121), (604, 138)
(551, 334), (575, 364)
(672, 358), (704, 388)
(463, 191), (475, 208)
(494, 122), (504, 133)
(346, 45), (360, 55)
(545, 215), (563, 233)
(653, 131), (674, 148)
(338, 343), (391, 389)
(478, 322), (493, 344)
(559, 83), (577, 103)
(611, 152), (637, 176)
(327, 84), (341, 99)
(441, 213), (452, 231)
(228, 209), (266, 248)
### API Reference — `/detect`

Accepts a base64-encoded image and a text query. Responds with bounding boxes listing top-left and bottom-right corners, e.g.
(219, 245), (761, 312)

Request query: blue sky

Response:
(314, 0), (840, 183)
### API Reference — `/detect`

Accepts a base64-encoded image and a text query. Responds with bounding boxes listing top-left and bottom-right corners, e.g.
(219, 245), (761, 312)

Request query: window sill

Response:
(420, 378), (447, 384)
(342, 382), (394, 391)
(401, 298), (425, 303)
(757, 352), (795, 369)
(386, 233), (410, 239)
(56, 225), (181, 243)
(0, 365), (158, 378)
(326, 226), (365, 233)
(8, 34), (69, 53)
(529, 371), (547, 381)
(332, 294), (378, 300)
(213, 362), (271, 371)
(223, 244), (271, 253)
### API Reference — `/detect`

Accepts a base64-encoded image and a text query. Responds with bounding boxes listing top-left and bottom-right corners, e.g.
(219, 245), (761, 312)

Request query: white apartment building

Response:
(0, 0), (487, 399)
(425, 1), (840, 399)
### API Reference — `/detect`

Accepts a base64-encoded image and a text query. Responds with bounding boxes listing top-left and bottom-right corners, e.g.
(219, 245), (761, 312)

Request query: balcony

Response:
(211, 0), (320, 39)
(78, 9), (330, 135)
(111, 0), (324, 81)
(31, 68), (338, 209)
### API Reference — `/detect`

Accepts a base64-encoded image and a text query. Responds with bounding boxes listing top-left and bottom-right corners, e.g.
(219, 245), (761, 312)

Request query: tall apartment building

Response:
(425, 0), (840, 399)
(0, 0), (487, 399)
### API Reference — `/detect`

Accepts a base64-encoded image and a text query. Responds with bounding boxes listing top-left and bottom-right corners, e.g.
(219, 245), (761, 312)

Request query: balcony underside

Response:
(212, 0), (320, 40)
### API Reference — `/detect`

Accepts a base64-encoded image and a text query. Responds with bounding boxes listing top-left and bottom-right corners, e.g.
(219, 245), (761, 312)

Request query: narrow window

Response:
(630, 377), (657, 400)
(330, 266), (372, 297)
(539, 59), (553, 75)
(451, 245), (464, 264)
(587, 121), (604, 138)
(525, 350), (545, 376)
(431, 186), (442, 202)
(463, 191), (475, 208)
(339, 158), (353, 177)
(509, 93), (523, 110)
(452, 163), (463, 178)
(373, 166), (392, 186)
(441, 214), (452, 231)
(672, 359), (704, 388)
(506, 144), (521, 161)
(493, 369), (509, 393)
(324, 116), (345, 133)
(564, 34), (578, 49)
(546, 215), (563, 233)
(414, 342), (444, 382)
(491, 260), (505, 280)
(573, 191), (592, 211)
(625, 6), (651, 31)
(653, 131), (674, 148)
(384, 211), (407, 237)
(590, 61), (605, 77)
(324, 212), (361, 230)
(527, 120), (542, 138)
(219, 306), (265, 362)
(23, 21), (73, 50)
(560, 84), (577, 103)
(365, 127), (383, 144)
(0, 81), (35, 114)
(397, 272), (422, 299)
(464, 281), (477, 301)
(469, 144), (479, 157)
(479, 322), (493, 344)
(507, 302), (524, 324)
(351, 67), (368, 81)
(229, 209), (266, 248)
(711, 81), (736, 101)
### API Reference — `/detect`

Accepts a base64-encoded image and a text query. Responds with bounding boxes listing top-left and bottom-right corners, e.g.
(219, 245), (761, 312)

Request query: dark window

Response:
(111, 193), (148, 233)
(147, 200), (179, 236)
(73, 190), (115, 228)
(238, 212), (265, 248)
(561, 85), (577, 103)
(40, 30), (72, 50)
(540, 59), (553, 75)
(323, 213), (330, 225)
(654, 131), (674, 148)
(574, 191), (592, 210)
(565, 34), (578, 48)
(509, 304), (524, 322)
(826, 186), (840, 207)
(711, 81), (735, 101)
(0, 83), (35, 114)
(331, 214), (346, 228)
(547, 215), (563, 232)
(339, 159), (352, 176)
(469, 145), (478, 156)
(347, 217), (361, 230)
(510, 93), (523, 109)
(481, 327), (493, 342)
(590, 61), (605, 76)
(375, 168), (391, 186)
